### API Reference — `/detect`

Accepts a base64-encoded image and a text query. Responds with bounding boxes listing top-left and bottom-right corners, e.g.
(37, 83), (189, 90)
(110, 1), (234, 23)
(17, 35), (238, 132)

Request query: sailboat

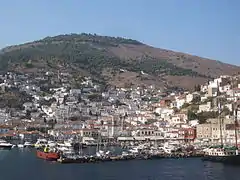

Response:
(202, 98), (240, 165)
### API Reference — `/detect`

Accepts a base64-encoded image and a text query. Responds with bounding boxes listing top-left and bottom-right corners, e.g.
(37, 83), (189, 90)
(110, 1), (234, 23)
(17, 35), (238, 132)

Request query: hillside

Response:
(0, 33), (239, 89)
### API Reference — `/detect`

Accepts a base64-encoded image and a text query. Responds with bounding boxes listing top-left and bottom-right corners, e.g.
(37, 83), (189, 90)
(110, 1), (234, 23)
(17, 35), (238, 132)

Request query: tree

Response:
(89, 110), (92, 116)
(47, 119), (56, 129)
(181, 103), (190, 109)
(26, 110), (31, 119)
(172, 107), (179, 113)
(87, 93), (102, 102)
(194, 84), (201, 92)
(192, 96), (201, 104)
(197, 111), (218, 124)
(43, 117), (47, 123)
(222, 106), (230, 115)
(187, 110), (197, 120)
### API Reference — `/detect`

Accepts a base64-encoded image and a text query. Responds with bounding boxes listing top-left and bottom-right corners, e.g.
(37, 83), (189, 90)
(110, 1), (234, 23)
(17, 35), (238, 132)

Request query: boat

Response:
(57, 141), (75, 152)
(202, 146), (240, 165)
(17, 144), (24, 148)
(17, 141), (34, 148)
(34, 139), (48, 149)
(128, 147), (139, 154)
(201, 98), (240, 165)
(48, 141), (57, 148)
(24, 141), (34, 148)
(36, 149), (60, 161)
(0, 139), (13, 150)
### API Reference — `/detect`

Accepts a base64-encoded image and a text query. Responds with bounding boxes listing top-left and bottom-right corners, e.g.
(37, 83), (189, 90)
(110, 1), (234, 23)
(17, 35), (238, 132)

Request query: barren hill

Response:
(0, 33), (239, 89)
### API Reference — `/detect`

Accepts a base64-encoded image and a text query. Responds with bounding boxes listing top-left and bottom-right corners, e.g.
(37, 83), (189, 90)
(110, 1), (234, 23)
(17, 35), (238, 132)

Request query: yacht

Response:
(0, 139), (14, 150)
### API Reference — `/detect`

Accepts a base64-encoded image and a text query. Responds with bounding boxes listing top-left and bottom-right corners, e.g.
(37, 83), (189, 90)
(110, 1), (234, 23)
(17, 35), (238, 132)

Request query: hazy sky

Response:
(0, 0), (239, 65)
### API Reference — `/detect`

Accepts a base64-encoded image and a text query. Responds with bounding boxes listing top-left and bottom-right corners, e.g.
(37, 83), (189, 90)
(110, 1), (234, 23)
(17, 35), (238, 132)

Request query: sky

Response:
(0, 0), (239, 65)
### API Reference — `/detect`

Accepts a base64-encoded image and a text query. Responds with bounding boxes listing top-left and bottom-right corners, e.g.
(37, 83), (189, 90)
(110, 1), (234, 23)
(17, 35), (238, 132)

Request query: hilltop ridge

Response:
(0, 33), (239, 90)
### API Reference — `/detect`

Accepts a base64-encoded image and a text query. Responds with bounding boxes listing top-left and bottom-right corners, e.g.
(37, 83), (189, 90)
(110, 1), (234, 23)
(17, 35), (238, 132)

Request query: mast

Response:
(217, 81), (223, 148)
(218, 100), (223, 148)
(121, 114), (124, 132)
(234, 108), (238, 155)
(232, 76), (239, 155)
(96, 132), (99, 153)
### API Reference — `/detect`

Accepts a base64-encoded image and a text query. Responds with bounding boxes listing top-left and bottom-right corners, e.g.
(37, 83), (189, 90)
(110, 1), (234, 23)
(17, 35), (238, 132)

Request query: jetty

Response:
(56, 152), (203, 164)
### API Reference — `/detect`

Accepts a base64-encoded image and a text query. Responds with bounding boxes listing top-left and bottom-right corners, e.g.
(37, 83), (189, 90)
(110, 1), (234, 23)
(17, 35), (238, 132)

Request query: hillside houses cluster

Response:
(0, 71), (240, 145)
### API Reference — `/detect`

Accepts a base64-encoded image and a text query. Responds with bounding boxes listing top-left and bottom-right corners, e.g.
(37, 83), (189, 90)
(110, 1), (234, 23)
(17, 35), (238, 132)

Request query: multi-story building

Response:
(207, 87), (218, 97)
(198, 102), (212, 113)
(196, 123), (212, 140)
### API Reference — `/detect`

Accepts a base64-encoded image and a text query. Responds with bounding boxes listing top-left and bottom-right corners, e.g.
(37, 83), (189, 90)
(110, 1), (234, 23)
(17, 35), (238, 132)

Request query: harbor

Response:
(0, 147), (239, 180)
(0, 136), (206, 165)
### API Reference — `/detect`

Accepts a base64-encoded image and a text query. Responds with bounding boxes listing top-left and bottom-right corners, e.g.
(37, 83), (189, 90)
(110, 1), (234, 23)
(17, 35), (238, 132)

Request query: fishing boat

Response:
(36, 147), (60, 161)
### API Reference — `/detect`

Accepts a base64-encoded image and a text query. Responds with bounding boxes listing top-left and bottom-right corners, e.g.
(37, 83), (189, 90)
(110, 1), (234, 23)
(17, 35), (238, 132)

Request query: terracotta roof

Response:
(0, 134), (14, 137)
(0, 125), (13, 129)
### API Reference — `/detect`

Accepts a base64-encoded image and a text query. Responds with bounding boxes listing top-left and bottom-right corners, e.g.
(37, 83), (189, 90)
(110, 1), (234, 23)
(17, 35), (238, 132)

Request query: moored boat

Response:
(36, 148), (60, 161)
(201, 146), (240, 165)
(0, 139), (13, 150)
(201, 100), (240, 165)
(24, 141), (34, 148)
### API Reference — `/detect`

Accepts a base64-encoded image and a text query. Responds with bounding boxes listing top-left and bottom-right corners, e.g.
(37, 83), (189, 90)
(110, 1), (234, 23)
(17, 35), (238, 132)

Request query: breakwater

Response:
(57, 153), (203, 164)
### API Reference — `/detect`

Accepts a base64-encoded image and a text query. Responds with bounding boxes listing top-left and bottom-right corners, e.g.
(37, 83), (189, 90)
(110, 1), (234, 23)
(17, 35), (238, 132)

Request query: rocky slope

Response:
(0, 33), (239, 89)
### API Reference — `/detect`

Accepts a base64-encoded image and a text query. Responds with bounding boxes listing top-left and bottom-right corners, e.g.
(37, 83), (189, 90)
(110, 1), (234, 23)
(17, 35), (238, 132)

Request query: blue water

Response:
(0, 149), (240, 180)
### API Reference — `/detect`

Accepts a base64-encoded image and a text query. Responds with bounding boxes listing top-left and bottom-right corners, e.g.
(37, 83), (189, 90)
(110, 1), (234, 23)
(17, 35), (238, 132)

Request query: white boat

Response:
(0, 139), (13, 150)
(96, 150), (111, 157)
(34, 139), (48, 148)
(24, 142), (34, 147)
(48, 141), (57, 147)
(121, 151), (130, 156)
(17, 142), (34, 148)
(57, 141), (75, 152)
(128, 147), (139, 154)
(17, 144), (24, 148)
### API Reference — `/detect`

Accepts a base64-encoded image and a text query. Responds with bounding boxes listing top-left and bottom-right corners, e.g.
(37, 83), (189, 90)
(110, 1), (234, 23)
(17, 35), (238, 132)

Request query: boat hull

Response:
(202, 155), (240, 165)
(0, 145), (13, 150)
(36, 150), (60, 161)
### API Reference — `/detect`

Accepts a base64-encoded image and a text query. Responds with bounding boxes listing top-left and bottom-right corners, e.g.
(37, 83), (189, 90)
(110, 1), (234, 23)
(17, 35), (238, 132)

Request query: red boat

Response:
(36, 150), (60, 161)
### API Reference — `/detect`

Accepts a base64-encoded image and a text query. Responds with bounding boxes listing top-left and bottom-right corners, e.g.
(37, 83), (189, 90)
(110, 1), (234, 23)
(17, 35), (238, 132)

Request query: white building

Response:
(198, 102), (211, 113)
